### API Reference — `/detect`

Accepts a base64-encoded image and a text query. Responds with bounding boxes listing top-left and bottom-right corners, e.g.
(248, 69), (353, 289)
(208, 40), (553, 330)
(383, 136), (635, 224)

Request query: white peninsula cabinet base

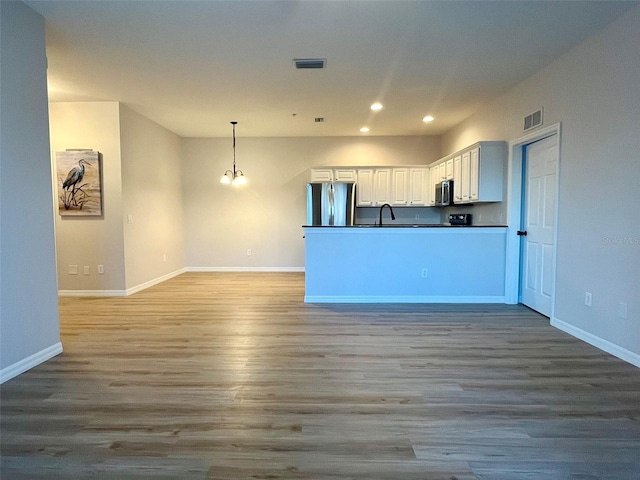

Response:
(304, 227), (507, 303)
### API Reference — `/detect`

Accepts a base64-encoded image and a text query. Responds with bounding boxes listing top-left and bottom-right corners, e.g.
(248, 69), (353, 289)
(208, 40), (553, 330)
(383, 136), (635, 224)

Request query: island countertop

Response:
(303, 225), (508, 303)
(303, 224), (507, 228)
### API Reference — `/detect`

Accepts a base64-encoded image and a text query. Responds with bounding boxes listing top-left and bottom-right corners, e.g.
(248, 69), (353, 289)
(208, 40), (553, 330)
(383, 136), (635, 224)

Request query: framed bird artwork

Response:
(56, 150), (103, 216)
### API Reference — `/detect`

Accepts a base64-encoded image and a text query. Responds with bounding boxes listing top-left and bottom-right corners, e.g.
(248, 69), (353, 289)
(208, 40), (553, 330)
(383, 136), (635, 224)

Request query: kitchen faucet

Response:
(378, 203), (396, 226)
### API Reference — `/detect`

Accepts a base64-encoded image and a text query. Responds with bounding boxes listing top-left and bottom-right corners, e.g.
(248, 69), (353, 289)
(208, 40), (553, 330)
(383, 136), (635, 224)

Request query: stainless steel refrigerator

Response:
(306, 182), (356, 226)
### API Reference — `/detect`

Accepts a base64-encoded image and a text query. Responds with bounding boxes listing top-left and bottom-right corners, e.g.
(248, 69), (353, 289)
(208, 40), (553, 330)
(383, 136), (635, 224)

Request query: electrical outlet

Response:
(98, 265), (104, 274)
(421, 268), (428, 278)
(83, 266), (90, 275)
(163, 253), (167, 262)
(127, 214), (133, 224)
(69, 265), (78, 275)
(247, 249), (252, 256)
(585, 292), (592, 307)
(415, 214), (420, 220)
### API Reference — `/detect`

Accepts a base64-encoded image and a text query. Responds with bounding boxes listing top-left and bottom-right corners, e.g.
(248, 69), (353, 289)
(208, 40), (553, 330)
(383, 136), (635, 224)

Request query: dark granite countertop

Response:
(303, 224), (508, 228)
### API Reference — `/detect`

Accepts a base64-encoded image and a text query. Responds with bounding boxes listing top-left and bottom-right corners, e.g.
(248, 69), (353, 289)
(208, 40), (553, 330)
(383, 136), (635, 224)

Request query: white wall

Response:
(442, 6), (640, 361)
(0, 1), (61, 382)
(182, 136), (441, 268)
(49, 102), (126, 293)
(49, 102), (185, 294)
(120, 105), (185, 290)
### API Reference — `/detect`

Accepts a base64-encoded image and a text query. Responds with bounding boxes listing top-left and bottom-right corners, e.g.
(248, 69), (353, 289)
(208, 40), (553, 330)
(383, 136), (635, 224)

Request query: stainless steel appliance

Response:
(449, 213), (472, 225)
(307, 182), (356, 226)
(435, 180), (453, 207)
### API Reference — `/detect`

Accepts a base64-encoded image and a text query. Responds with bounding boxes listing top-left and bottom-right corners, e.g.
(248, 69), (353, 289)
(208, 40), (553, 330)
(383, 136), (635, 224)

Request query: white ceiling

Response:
(26, 0), (638, 138)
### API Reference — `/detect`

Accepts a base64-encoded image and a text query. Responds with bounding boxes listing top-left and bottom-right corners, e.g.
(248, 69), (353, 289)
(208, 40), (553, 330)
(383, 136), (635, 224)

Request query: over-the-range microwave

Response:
(435, 180), (453, 207)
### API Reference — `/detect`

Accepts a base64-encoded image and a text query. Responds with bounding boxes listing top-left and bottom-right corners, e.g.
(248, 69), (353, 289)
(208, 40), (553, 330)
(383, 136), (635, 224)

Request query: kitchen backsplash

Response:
(356, 207), (443, 225)
(444, 203), (506, 225)
(356, 203), (506, 226)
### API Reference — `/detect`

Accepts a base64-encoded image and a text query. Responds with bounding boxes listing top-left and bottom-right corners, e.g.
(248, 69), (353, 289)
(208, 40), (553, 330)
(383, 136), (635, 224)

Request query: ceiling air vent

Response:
(294, 58), (326, 69)
(524, 108), (543, 131)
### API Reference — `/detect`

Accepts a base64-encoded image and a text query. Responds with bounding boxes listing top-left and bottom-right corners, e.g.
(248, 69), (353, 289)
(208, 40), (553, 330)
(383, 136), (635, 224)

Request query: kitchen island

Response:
(304, 225), (508, 303)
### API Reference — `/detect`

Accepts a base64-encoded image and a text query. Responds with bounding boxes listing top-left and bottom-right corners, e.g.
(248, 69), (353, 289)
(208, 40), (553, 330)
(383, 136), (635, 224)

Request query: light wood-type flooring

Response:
(2, 272), (640, 479)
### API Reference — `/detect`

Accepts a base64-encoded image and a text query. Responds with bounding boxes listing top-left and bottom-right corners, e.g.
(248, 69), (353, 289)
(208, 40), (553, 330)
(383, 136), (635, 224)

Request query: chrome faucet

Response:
(378, 203), (396, 226)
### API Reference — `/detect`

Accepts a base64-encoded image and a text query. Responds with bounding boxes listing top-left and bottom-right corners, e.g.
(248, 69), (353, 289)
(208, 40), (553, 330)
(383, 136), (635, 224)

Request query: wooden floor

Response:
(2, 272), (639, 479)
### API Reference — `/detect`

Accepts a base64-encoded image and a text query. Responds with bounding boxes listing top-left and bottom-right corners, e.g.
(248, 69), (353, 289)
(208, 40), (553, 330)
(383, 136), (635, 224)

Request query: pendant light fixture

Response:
(220, 121), (247, 185)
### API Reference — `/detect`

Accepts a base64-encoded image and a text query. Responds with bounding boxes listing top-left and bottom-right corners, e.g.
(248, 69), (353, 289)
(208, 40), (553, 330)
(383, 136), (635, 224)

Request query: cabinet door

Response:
(374, 168), (392, 205)
(334, 168), (357, 182)
(446, 159), (454, 180)
(453, 155), (462, 203)
(439, 162), (447, 180)
(310, 168), (333, 182)
(356, 169), (375, 206)
(409, 168), (428, 205)
(461, 151), (471, 202)
(429, 166), (439, 205)
(469, 147), (480, 201)
(392, 168), (409, 205)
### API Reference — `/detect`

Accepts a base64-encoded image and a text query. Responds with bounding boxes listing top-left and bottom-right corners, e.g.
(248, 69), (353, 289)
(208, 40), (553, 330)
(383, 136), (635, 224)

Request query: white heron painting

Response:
(56, 150), (102, 216)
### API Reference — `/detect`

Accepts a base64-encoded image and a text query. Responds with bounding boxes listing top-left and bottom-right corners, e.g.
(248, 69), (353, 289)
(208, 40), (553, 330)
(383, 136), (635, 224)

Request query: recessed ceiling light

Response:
(360, 127), (370, 133)
(370, 103), (383, 111)
(422, 115), (434, 123)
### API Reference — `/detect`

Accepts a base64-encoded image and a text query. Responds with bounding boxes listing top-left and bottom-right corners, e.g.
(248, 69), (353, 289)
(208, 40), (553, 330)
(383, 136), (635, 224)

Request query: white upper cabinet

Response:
(445, 142), (506, 204)
(356, 169), (375, 206)
(374, 168), (392, 205)
(439, 162), (447, 181)
(309, 154), (501, 208)
(446, 158), (454, 180)
(356, 167), (420, 207)
(310, 168), (334, 182)
(409, 168), (428, 206)
(391, 168), (409, 205)
(429, 165), (440, 206)
(469, 147), (478, 202)
(453, 155), (462, 203)
(461, 150), (471, 202)
(310, 168), (357, 182)
(334, 168), (357, 182)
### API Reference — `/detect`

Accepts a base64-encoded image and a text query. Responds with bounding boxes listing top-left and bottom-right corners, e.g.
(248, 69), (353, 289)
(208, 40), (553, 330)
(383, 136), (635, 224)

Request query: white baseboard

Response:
(552, 317), (640, 368)
(58, 268), (187, 297)
(304, 295), (506, 304)
(125, 268), (186, 296)
(0, 342), (63, 384)
(58, 289), (127, 297)
(187, 267), (305, 273)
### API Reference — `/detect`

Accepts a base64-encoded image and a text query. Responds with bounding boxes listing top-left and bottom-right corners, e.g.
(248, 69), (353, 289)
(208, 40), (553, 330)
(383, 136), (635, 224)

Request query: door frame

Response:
(505, 122), (562, 316)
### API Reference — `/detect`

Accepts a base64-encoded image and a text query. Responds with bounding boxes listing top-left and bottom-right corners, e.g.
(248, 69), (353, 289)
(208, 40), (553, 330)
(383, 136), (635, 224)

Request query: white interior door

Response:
(520, 134), (558, 316)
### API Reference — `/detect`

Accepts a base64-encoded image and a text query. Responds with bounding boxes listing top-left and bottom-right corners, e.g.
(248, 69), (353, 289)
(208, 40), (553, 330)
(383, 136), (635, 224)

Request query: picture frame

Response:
(56, 150), (103, 216)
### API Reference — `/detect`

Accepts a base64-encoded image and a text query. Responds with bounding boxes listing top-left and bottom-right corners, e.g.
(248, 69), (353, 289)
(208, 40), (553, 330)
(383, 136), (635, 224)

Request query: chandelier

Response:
(220, 121), (247, 185)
